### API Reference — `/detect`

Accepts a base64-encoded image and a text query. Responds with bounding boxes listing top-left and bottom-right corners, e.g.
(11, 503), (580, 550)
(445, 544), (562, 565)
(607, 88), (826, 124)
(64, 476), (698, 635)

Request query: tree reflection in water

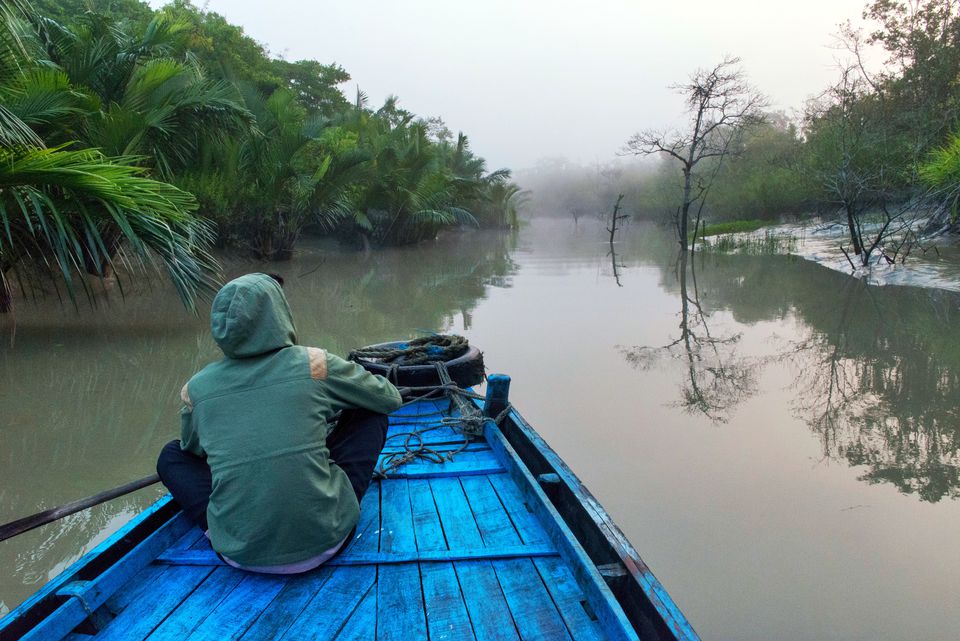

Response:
(780, 277), (960, 502)
(623, 246), (960, 502)
(622, 252), (759, 422)
(608, 245), (625, 287)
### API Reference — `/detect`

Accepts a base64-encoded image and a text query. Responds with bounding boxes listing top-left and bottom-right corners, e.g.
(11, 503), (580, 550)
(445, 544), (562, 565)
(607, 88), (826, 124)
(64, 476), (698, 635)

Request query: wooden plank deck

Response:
(38, 398), (615, 641)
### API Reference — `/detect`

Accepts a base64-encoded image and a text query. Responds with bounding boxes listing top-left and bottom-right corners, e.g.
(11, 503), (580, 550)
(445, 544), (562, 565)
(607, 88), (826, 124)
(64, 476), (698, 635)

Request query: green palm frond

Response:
(81, 56), (250, 178)
(0, 104), (43, 147)
(445, 206), (478, 226)
(920, 129), (960, 222)
(407, 209), (456, 226)
(484, 167), (511, 184)
(0, 144), (219, 310)
(0, 0), (43, 70)
(127, 13), (188, 60)
(1, 67), (91, 141)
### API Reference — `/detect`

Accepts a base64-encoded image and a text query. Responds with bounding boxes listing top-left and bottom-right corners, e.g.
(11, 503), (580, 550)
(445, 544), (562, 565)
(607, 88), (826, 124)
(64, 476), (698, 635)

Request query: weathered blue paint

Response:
(92, 566), (213, 641)
(156, 543), (560, 566)
(482, 417), (641, 641)
(1, 499), (191, 641)
(485, 402), (702, 641)
(1, 389), (700, 641)
(0, 497), (173, 635)
(330, 586), (376, 641)
(238, 570), (334, 640)
(483, 373), (511, 418)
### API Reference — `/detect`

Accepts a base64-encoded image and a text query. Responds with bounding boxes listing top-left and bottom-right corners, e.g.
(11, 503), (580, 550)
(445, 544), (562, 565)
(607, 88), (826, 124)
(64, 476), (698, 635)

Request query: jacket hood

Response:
(211, 273), (297, 358)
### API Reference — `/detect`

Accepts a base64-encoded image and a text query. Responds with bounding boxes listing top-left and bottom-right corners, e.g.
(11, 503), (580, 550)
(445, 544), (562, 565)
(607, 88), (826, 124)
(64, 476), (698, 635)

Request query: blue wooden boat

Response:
(0, 374), (699, 641)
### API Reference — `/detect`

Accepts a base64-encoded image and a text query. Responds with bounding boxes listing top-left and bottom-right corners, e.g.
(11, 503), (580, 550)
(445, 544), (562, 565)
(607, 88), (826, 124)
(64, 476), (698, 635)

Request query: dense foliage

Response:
(0, 0), (521, 310)
(0, 0), (220, 312)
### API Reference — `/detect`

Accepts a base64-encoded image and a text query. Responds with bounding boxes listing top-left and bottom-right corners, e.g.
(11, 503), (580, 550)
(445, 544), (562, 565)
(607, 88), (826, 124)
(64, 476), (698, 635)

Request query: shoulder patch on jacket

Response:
(180, 382), (193, 410)
(306, 347), (328, 380)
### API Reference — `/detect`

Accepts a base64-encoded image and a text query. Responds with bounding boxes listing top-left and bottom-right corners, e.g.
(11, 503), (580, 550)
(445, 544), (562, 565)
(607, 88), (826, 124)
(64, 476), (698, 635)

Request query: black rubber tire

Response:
(352, 341), (485, 389)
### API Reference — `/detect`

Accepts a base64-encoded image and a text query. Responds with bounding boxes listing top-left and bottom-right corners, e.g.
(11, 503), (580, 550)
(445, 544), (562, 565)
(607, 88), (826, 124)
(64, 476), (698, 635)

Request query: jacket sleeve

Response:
(324, 353), (403, 415)
(179, 382), (205, 456)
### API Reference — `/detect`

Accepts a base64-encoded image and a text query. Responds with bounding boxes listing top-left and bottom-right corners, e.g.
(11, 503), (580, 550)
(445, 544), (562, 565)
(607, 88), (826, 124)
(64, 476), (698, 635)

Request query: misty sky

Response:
(153, 0), (881, 170)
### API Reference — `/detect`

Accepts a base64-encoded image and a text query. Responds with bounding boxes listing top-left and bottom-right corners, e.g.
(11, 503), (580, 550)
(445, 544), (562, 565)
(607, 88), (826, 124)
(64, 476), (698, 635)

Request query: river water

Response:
(1, 220), (958, 640)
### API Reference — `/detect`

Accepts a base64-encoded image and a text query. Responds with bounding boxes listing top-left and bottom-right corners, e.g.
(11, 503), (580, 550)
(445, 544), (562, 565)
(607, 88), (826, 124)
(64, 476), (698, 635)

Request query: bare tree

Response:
(804, 58), (924, 268)
(622, 56), (767, 251)
(606, 193), (627, 245)
(606, 194), (627, 287)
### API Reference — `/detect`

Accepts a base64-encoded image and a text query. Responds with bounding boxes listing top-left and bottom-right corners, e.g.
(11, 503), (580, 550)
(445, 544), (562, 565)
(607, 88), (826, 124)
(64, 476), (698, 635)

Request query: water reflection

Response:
(608, 245), (625, 287)
(2, 218), (959, 636)
(0, 229), (518, 612)
(633, 248), (960, 502)
(779, 277), (960, 503)
(622, 252), (759, 422)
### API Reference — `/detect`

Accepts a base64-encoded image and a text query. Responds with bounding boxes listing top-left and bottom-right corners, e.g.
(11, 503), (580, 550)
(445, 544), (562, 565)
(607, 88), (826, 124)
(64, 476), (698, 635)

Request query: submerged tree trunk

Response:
(253, 210), (298, 261)
(845, 204), (863, 256)
(609, 248), (623, 287)
(607, 194), (626, 245)
(679, 168), (693, 252)
(678, 252), (690, 339)
(622, 59), (766, 253)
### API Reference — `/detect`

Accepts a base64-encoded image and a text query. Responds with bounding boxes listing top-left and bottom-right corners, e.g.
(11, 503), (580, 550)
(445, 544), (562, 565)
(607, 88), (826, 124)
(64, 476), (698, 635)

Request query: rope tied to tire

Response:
(348, 334), (470, 366)
(374, 362), (511, 479)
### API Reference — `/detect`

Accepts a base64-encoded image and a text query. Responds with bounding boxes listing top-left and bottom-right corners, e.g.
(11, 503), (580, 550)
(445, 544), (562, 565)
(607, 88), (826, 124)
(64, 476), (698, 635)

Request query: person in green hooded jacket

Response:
(156, 273), (402, 573)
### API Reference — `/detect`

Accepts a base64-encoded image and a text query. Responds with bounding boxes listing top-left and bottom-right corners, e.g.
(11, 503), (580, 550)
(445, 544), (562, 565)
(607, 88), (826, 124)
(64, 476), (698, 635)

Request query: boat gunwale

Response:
(0, 496), (181, 641)
(479, 412), (642, 641)
(486, 401), (702, 641)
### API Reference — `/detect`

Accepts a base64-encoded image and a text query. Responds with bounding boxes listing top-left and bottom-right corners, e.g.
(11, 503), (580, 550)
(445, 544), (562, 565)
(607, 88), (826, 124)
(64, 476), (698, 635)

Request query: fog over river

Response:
(1, 220), (958, 640)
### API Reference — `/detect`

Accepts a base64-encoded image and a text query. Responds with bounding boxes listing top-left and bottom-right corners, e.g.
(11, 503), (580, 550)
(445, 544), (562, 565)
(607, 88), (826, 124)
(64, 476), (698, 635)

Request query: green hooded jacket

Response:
(179, 273), (402, 567)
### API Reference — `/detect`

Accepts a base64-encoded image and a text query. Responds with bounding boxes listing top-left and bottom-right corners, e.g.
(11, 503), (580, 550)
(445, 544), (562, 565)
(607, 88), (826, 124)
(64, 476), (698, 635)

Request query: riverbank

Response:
(695, 219), (773, 237)
(697, 217), (960, 292)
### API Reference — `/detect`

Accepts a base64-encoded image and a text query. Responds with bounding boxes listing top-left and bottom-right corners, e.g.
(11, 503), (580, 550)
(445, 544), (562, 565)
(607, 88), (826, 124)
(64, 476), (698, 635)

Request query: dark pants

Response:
(156, 408), (389, 531)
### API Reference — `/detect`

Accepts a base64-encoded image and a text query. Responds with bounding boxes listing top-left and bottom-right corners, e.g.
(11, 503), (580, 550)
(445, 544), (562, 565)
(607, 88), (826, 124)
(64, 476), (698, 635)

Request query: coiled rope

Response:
(348, 334), (469, 366)
(374, 362), (511, 479)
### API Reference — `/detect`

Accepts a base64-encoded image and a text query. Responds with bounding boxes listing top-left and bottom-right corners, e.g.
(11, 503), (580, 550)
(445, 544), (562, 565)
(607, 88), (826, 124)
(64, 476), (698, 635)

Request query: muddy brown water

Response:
(1, 220), (958, 640)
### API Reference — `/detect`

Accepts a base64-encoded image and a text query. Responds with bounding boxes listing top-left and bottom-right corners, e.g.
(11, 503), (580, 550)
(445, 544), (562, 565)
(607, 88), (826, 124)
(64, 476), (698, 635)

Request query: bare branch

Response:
(622, 56), (768, 250)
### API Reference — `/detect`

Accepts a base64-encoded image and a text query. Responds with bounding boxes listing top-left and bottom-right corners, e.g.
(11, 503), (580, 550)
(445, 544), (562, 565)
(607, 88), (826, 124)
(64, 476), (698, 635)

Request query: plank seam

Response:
(530, 556), (589, 641)
(332, 580), (376, 641)
(480, 474), (531, 546)
(146, 568), (239, 639)
(459, 475), (573, 641)
(457, 476), (487, 548)
(423, 478), (450, 551)
(481, 419), (641, 641)
(455, 560), (517, 641)
(134, 566), (214, 641)
(416, 562), (430, 641)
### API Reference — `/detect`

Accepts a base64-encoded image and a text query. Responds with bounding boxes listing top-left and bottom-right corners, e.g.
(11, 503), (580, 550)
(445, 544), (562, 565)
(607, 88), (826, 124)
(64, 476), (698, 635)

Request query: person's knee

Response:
(374, 412), (389, 436)
(156, 439), (182, 479)
(344, 409), (389, 438)
(367, 412), (389, 444)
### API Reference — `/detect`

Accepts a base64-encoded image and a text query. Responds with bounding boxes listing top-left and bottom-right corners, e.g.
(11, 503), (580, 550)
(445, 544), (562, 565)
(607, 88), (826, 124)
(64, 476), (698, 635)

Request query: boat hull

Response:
(0, 391), (698, 641)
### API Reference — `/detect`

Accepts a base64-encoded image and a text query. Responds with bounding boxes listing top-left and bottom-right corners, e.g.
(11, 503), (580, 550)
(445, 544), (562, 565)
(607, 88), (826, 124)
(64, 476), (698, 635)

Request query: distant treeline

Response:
(517, 114), (811, 224)
(1, 0), (524, 310)
(37, 0), (525, 249)
(519, 1), (960, 232)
